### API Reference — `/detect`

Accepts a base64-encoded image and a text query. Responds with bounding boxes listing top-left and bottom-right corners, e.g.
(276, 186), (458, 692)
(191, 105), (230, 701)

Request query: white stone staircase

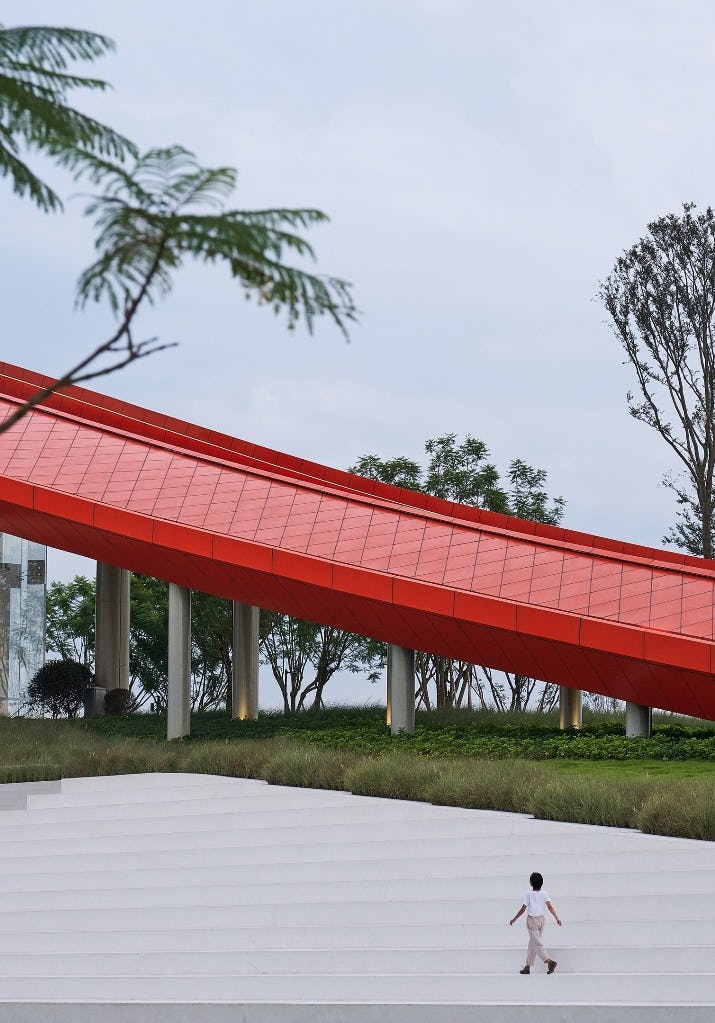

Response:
(0, 772), (713, 1021)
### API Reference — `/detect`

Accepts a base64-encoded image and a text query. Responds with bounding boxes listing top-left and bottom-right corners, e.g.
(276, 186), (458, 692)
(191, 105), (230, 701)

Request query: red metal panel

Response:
(3, 368), (715, 720)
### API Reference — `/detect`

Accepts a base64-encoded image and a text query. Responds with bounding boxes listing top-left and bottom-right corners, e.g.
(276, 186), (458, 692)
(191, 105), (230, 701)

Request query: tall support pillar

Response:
(95, 563), (130, 694)
(167, 583), (191, 740)
(559, 686), (582, 730)
(232, 603), (259, 720)
(626, 702), (652, 737)
(387, 644), (415, 735)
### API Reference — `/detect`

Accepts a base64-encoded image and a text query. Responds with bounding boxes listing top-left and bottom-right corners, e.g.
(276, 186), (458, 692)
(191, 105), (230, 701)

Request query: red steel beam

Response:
(1, 363), (714, 718)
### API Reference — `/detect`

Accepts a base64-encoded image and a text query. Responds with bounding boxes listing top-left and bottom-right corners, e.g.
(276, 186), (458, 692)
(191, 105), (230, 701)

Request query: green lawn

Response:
(544, 758), (715, 779)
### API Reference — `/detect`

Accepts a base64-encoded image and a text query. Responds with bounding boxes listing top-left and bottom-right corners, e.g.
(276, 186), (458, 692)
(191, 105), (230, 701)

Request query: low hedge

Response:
(85, 706), (715, 761)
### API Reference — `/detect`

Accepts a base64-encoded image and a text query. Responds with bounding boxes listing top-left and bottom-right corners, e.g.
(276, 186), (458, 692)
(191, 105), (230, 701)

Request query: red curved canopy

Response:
(1, 362), (714, 717)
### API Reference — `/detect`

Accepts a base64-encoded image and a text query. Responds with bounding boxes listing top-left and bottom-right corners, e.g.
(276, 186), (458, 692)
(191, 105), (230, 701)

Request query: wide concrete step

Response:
(0, 773), (712, 1017)
(0, 865), (710, 900)
(0, 843), (705, 880)
(0, 877), (711, 915)
(0, 918), (711, 949)
(0, 805), (679, 850)
(0, 971), (713, 1004)
(26, 781), (358, 811)
(0, 945), (709, 976)
(0, 798), (476, 831)
(56, 772), (237, 791)
(0, 826), (669, 864)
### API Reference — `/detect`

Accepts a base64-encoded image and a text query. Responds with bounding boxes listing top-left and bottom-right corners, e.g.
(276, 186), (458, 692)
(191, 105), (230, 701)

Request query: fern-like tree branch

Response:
(0, 145), (358, 435)
(0, 23), (136, 211)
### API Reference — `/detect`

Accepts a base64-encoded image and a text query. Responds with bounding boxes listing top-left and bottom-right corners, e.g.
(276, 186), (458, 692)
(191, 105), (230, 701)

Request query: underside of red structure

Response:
(1, 362), (715, 718)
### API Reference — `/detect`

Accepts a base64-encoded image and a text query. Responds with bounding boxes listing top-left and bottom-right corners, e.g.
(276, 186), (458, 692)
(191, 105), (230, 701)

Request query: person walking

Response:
(509, 871), (562, 974)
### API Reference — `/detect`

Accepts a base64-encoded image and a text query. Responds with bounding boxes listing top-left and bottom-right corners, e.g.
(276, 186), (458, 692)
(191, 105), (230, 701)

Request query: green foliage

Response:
(46, 576), (95, 666)
(0, 24), (135, 211)
(661, 481), (714, 557)
(260, 611), (384, 713)
(27, 659), (93, 718)
(600, 202), (715, 559)
(350, 434), (565, 524)
(130, 578), (232, 712)
(1, 49), (356, 434)
(349, 455), (421, 491)
(104, 688), (132, 717)
(128, 575), (168, 709)
(422, 435), (507, 509)
(83, 705), (715, 761)
(75, 145), (357, 341)
(507, 459), (566, 526)
(635, 782), (715, 841)
(44, 574), (233, 713)
(261, 743), (359, 789)
(191, 591), (232, 711)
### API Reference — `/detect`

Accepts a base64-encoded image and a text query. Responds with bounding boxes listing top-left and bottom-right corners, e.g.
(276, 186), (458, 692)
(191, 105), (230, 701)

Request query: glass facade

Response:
(0, 534), (46, 715)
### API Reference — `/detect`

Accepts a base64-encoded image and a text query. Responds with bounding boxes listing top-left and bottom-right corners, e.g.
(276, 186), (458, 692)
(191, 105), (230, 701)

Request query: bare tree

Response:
(600, 203), (715, 559)
(477, 667), (558, 714)
(260, 612), (383, 713)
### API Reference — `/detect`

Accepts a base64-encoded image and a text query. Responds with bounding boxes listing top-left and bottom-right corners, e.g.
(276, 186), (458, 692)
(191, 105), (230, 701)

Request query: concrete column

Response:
(387, 644), (415, 735)
(626, 702), (652, 737)
(232, 603), (259, 720)
(95, 563), (130, 694)
(167, 583), (191, 740)
(559, 686), (582, 730)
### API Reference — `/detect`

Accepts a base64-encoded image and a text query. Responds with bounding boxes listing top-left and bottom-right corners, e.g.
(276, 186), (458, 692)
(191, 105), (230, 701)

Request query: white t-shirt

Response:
(524, 888), (551, 917)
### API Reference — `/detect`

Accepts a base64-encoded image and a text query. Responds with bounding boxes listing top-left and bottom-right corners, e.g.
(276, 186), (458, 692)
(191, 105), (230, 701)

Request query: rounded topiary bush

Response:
(27, 660), (93, 718)
(104, 688), (133, 717)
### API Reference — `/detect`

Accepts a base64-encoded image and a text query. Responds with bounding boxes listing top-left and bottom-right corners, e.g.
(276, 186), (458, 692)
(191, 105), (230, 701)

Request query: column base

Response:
(559, 686), (582, 730)
(83, 686), (106, 717)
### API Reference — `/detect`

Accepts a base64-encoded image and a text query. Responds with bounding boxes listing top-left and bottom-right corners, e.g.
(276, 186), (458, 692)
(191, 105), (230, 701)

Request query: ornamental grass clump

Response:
(180, 739), (273, 780)
(635, 780), (715, 841)
(423, 758), (539, 814)
(261, 742), (358, 789)
(60, 739), (180, 779)
(343, 755), (443, 802)
(526, 774), (657, 830)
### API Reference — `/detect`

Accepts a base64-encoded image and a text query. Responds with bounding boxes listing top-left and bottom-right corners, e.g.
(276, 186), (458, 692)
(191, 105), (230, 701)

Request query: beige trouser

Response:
(526, 914), (550, 966)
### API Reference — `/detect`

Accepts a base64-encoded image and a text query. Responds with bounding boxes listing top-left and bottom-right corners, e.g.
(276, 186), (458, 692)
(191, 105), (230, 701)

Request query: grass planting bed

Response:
(1, 706), (714, 840)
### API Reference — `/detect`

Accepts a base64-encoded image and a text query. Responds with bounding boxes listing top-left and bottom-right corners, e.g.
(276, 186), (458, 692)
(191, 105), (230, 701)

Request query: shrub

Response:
(27, 660), (93, 718)
(104, 688), (133, 717)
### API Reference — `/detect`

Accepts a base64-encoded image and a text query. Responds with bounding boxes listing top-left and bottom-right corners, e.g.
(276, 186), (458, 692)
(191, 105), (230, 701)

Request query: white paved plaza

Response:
(0, 771), (713, 1021)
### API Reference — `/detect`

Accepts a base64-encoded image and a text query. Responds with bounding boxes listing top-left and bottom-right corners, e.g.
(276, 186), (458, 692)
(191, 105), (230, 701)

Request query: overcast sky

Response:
(3, 1), (715, 701)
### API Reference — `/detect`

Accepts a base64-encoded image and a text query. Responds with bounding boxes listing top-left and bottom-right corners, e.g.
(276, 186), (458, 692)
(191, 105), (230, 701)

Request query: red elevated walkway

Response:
(1, 362), (715, 718)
